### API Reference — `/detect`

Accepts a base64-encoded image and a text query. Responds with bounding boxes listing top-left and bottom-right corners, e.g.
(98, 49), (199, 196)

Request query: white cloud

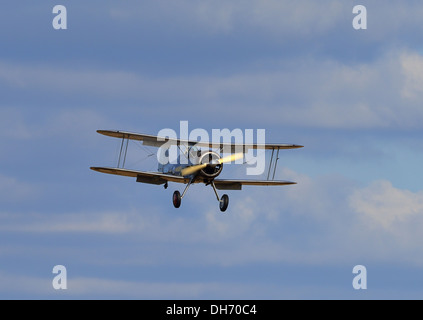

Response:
(348, 180), (423, 262)
(401, 52), (423, 100)
(3, 50), (423, 130)
(349, 180), (423, 230)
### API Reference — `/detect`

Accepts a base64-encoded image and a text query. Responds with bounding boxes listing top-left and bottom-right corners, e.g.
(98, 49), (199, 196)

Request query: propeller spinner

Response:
(181, 152), (243, 176)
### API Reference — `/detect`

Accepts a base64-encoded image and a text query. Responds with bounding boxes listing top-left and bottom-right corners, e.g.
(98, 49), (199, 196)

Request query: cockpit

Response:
(188, 146), (202, 164)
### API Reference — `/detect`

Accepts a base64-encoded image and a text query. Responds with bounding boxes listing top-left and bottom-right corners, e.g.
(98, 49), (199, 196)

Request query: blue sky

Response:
(1, 0), (423, 299)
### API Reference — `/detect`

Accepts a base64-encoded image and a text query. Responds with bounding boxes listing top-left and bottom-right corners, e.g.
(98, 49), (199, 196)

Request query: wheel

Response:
(219, 194), (229, 212)
(173, 190), (181, 208)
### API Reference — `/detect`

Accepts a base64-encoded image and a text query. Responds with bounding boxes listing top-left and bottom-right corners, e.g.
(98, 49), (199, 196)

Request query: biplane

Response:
(91, 130), (303, 212)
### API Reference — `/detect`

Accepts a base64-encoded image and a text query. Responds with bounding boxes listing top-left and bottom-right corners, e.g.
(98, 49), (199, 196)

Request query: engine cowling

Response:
(198, 151), (223, 179)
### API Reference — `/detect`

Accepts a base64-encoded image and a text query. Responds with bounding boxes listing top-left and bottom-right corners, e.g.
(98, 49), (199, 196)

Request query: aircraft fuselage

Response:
(158, 148), (223, 181)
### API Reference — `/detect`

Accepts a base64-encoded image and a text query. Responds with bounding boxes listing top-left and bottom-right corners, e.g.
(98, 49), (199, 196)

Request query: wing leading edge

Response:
(90, 167), (190, 185)
(97, 130), (303, 151)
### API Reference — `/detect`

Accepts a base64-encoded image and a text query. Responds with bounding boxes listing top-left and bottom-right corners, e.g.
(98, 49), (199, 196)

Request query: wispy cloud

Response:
(2, 50), (423, 130)
(3, 169), (423, 266)
(0, 270), (350, 299)
(0, 174), (39, 203)
(0, 212), (133, 234)
(108, 0), (345, 36)
(401, 52), (423, 100)
(0, 270), (257, 299)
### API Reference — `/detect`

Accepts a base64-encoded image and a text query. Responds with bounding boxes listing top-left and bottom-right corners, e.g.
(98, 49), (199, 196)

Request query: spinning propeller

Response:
(181, 153), (243, 176)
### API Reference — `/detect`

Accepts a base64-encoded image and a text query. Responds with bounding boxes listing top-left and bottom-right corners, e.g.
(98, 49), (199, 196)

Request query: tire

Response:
(173, 190), (181, 208)
(219, 194), (229, 212)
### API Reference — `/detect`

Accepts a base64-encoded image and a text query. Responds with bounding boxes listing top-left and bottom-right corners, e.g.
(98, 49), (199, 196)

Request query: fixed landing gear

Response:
(171, 180), (229, 212)
(211, 181), (229, 212)
(172, 180), (192, 209)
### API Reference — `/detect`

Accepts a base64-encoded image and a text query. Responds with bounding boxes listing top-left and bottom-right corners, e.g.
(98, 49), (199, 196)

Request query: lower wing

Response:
(90, 167), (190, 185)
(90, 167), (296, 189)
(214, 179), (296, 190)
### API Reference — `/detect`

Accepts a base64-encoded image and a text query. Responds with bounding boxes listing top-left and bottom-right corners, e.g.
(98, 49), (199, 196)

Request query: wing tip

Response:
(97, 129), (118, 135)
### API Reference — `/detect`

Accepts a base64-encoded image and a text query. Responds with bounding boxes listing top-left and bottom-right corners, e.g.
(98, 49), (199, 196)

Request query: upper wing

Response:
(90, 167), (190, 185)
(214, 179), (296, 190)
(97, 130), (303, 152)
(97, 130), (179, 148)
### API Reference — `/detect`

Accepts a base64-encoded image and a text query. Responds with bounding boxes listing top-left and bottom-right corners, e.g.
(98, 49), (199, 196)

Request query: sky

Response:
(1, 0), (423, 299)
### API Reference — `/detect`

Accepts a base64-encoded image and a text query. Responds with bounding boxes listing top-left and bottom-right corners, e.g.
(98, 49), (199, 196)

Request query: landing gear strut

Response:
(172, 179), (193, 209)
(211, 181), (229, 212)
